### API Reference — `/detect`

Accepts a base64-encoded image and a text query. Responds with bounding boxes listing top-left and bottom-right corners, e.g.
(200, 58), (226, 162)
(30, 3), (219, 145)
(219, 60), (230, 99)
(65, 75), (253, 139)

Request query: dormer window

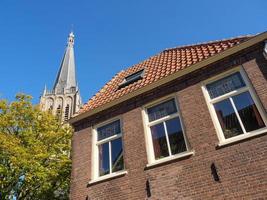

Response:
(118, 69), (144, 89)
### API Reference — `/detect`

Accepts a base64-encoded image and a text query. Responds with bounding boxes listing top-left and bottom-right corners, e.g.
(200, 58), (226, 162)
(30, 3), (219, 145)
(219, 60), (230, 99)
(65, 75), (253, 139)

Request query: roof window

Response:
(118, 69), (144, 89)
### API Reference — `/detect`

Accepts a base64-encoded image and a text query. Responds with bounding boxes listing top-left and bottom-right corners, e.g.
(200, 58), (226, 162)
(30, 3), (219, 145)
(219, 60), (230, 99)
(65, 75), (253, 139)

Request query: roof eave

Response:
(69, 31), (267, 125)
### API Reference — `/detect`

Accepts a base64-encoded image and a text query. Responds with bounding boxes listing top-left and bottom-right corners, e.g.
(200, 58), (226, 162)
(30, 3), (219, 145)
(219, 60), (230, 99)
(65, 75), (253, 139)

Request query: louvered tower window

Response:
(56, 105), (61, 120)
(64, 104), (70, 121)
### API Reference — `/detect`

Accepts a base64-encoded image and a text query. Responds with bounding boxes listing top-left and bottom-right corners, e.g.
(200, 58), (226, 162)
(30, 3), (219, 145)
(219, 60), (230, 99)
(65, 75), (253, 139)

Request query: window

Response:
(118, 69), (144, 89)
(64, 104), (70, 121)
(143, 97), (191, 165)
(92, 119), (125, 181)
(56, 105), (61, 120)
(203, 68), (267, 144)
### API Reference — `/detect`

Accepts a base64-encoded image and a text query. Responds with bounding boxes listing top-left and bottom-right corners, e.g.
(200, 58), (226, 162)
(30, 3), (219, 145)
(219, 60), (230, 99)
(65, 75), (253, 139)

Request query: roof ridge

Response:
(163, 34), (255, 52)
(119, 35), (255, 75)
(78, 32), (265, 114)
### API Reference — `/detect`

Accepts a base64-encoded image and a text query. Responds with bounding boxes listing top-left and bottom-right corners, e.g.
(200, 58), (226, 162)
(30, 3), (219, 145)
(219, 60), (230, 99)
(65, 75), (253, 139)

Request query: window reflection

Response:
(166, 117), (186, 154)
(214, 99), (243, 138)
(206, 72), (245, 99)
(111, 138), (124, 172)
(97, 120), (124, 177)
(232, 92), (265, 132)
(148, 99), (177, 122)
(99, 143), (110, 176)
(150, 123), (169, 159)
(97, 120), (120, 141)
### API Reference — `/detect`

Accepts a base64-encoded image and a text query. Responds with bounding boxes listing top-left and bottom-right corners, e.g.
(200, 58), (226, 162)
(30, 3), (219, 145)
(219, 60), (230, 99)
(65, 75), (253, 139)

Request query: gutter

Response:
(69, 31), (267, 124)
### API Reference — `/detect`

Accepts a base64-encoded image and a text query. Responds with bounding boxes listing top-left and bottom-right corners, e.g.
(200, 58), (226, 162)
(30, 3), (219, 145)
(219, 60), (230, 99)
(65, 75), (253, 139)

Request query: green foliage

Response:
(0, 94), (73, 199)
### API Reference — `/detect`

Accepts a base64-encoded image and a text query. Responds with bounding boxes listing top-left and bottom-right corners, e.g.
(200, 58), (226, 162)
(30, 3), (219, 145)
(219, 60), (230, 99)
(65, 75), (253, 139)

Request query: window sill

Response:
(145, 151), (195, 169)
(217, 128), (267, 148)
(88, 170), (127, 186)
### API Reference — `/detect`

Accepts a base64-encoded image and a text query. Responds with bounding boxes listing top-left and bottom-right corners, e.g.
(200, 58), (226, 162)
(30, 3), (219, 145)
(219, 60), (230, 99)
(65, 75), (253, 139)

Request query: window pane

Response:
(166, 117), (187, 155)
(97, 120), (121, 141)
(111, 138), (124, 173)
(99, 143), (110, 176)
(232, 91), (265, 132)
(150, 123), (169, 159)
(214, 98), (243, 139)
(207, 72), (246, 99)
(148, 99), (177, 122)
(125, 69), (144, 82)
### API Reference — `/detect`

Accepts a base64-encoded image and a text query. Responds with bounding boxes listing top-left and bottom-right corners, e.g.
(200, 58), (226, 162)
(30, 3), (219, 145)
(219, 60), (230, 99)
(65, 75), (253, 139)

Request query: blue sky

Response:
(0, 0), (267, 104)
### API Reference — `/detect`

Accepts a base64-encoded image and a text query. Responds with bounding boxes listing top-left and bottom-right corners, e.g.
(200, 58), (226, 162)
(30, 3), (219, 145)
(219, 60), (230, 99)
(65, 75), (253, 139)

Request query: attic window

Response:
(118, 69), (144, 89)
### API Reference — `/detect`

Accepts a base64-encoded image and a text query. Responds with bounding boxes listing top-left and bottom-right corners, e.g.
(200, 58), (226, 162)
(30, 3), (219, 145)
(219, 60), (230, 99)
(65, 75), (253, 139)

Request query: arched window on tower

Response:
(46, 98), (54, 112)
(64, 104), (70, 121)
(49, 105), (53, 111)
(56, 105), (62, 121)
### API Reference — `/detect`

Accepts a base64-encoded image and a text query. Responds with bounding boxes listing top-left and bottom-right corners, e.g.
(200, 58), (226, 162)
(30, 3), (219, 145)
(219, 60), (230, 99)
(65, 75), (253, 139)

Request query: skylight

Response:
(118, 69), (144, 89)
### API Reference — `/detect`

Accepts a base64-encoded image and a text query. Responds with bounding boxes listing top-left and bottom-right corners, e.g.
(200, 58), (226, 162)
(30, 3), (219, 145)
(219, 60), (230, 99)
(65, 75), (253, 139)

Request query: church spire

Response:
(53, 32), (77, 94)
(40, 32), (82, 121)
(68, 31), (75, 47)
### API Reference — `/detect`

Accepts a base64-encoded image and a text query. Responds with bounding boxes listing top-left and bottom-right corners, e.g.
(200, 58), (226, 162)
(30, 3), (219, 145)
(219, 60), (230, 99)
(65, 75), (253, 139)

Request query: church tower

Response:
(40, 32), (82, 121)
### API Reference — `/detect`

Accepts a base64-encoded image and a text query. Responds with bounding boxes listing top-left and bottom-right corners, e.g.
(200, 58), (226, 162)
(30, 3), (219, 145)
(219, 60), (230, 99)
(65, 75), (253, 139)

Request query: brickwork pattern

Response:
(70, 44), (267, 200)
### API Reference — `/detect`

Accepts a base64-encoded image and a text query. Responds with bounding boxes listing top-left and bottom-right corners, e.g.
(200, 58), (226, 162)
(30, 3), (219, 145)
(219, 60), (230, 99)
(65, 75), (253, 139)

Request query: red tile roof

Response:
(80, 35), (253, 113)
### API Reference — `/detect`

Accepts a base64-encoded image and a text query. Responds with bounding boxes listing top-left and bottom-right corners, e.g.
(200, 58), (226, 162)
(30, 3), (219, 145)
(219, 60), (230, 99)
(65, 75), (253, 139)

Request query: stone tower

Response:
(40, 32), (82, 121)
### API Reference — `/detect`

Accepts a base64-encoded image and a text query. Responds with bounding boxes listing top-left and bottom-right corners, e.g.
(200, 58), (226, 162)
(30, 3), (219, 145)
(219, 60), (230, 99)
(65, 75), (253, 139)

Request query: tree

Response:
(0, 94), (73, 199)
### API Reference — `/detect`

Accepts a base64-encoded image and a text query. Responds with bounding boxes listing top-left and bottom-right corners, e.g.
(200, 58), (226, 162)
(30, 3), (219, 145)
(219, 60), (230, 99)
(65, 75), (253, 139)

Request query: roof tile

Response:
(80, 35), (253, 113)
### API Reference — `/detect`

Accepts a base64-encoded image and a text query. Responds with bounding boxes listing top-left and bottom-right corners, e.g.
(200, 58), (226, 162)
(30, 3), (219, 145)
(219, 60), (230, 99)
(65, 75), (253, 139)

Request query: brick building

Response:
(69, 32), (267, 199)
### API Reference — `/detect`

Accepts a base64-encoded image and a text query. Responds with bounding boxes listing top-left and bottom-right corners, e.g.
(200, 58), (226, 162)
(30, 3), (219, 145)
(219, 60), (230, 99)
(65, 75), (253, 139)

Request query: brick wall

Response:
(70, 44), (267, 200)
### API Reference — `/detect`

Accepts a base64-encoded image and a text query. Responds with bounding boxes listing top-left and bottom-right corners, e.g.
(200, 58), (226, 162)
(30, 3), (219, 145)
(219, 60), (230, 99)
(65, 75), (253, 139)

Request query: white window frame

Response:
(202, 66), (267, 146)
(90, 117), (127, 184)
(142, 95), (194, 167)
